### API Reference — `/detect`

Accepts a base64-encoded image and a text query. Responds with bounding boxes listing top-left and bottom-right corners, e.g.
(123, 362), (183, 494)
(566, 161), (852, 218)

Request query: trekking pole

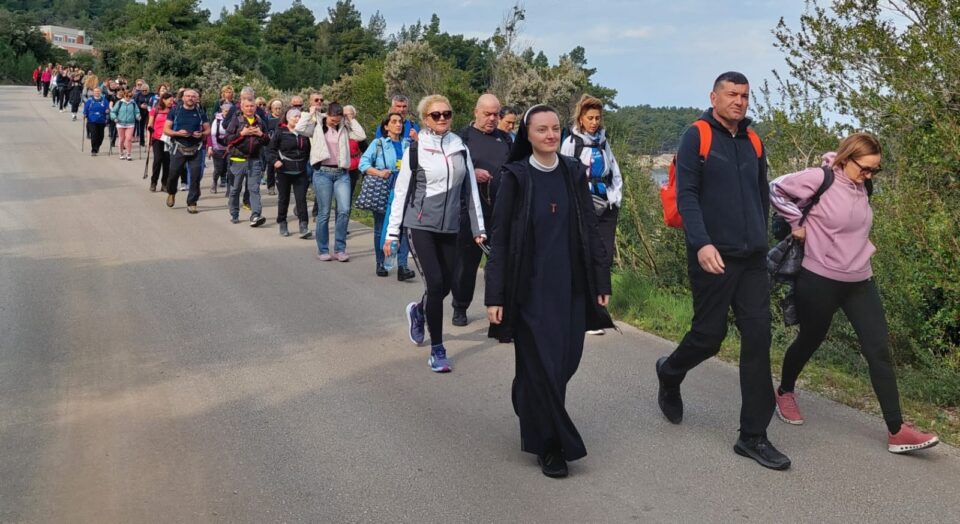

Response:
(80, 116), (85, 152)
(143, 139), (151, 179)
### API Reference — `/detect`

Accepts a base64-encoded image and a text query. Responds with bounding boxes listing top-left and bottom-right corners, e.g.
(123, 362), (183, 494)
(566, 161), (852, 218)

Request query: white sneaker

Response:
(59, 109), (63, 113)
(586, 329), (605, 336)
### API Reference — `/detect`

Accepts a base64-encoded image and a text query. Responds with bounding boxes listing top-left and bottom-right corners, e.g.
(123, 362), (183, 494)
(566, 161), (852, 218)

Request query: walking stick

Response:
(143, 138), (151, 179)
(80, 116), (85, 152)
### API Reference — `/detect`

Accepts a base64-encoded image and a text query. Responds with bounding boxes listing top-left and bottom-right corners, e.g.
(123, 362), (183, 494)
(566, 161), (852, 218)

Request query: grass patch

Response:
(609, 271), (960, 446)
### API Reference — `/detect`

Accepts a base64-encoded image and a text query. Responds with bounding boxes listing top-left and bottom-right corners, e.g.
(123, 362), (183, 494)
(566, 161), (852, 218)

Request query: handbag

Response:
(355, 141), (392, 212)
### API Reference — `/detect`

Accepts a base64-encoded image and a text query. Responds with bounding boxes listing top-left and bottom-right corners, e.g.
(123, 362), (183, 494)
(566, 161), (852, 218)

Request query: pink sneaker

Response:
(775, 389), (804, 425)
(316, 253), (332, 261)
(335, 252), (350, 262)
(888, 423), (939, 454)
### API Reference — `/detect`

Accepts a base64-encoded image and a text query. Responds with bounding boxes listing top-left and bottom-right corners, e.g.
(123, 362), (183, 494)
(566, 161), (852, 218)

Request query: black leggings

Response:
(780, 269), (902, 429)
(150, 140), (170, 187)
(408, 229), (458, 345)
(276, 171), (309, 224)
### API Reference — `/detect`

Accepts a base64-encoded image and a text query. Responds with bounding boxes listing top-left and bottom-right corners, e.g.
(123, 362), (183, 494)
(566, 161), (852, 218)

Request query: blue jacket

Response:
(83, 97), (110, 124)
(359, 136), (407, 182)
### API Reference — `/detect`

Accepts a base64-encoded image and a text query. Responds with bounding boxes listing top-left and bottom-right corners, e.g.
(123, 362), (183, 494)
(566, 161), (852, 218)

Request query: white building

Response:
(37, 25), (96, 55)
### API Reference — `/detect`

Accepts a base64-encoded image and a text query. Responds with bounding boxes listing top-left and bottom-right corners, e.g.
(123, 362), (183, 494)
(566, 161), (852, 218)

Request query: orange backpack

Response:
(660, 120), (763, 228)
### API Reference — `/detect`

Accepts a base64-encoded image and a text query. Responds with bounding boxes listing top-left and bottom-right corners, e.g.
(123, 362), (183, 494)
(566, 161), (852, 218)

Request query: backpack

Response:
(570, 133), (608, 162)
(660, 120), (763, 228)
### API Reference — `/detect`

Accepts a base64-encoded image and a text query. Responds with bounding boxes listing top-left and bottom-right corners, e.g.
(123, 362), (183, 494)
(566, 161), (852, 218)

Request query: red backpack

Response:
(660, 120), (763, 228)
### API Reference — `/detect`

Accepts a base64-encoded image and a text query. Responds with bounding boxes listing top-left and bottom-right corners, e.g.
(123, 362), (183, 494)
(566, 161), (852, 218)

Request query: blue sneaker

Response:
(406, 301), (425, 345)
(429, 345), (452, 373)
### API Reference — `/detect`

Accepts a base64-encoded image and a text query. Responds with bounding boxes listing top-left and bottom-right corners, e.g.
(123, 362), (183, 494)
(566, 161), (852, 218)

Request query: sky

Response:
(199, 0), (809, 109)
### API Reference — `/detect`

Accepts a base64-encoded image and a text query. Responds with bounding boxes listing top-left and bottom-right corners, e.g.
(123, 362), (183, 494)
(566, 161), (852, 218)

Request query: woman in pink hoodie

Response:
(769, 132), (938, 454)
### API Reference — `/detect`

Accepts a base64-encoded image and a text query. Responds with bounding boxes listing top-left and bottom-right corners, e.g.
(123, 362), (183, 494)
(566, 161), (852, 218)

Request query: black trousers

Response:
(452, 208), (490, 311)
(108, 121), (117, 148)
(211, 149), (229, 187)
(150, 140), (170, 187)
(276, 171), (309, 224)
(780, 269), (902, 425)
(42, 81), (50, 97)
(265, 159), (277, 189)
(408, 229), (458, 345)
(58, 89), (68, 110)
(166, 150), (203, 206)
(36, 78), (42, 92)
(659, 251), (774, 436)
(596, 205), (619, 269)
(87, 122), (105, 153)
(137, 108), (148, 145)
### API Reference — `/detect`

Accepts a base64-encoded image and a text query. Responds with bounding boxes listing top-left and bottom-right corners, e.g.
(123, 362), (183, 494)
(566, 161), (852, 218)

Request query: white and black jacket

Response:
(386, 129), (486, 238)
(294, 112), (366, 169)
(559, 126), (624, 208)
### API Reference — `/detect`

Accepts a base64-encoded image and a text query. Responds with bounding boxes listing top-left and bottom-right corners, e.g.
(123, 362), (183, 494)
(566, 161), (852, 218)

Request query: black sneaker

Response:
(376, 265), (388, 277)
(452, 308), (468, 327)
(299, 221), (312, 239)
(250, 215), (266, 228)
(537, 450), (568, 478)
(397, 267), (416, 282)
(734, 434), (791, 470)
(656, 356), (683, 424)
(279, 222), (290, 236)
(149, 183), (156, 192)
(230, 217), (241, 224)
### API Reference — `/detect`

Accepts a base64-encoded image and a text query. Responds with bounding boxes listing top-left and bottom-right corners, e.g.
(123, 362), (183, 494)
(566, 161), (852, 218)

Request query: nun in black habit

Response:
(484, 105), (615, 478)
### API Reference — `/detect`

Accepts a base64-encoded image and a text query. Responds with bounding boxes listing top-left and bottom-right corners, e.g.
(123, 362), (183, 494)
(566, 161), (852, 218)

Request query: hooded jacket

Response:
(769, 153), (874, 282)
(385, 129), (485, 238)
(676, 110), (769, 256)
(294, 112), (366, 169)
(559, 126), (623, 208)
(484, 155), (615, 342)
(83, 97), (109, 124)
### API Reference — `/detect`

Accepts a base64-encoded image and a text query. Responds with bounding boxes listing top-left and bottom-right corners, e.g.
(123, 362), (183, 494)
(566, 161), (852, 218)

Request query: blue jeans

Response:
(229, 159), (263, 219)
(313, 167), (351, 254)
(373, 211), (410, 268)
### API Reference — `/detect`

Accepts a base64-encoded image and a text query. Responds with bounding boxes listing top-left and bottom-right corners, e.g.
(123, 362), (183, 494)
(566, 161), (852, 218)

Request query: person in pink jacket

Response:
(769, 132), (938, 454)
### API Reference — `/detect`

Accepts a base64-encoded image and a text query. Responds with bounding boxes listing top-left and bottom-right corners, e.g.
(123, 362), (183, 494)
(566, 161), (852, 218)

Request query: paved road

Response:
(1, 86), (958, 523)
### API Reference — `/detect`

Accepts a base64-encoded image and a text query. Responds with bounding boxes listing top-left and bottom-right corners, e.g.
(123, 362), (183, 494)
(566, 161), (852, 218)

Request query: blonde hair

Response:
(833, 132), (882, 168)
(573, 94), (604, 130)
(221, 85), (234, 96)
(417, 94), (451, 122)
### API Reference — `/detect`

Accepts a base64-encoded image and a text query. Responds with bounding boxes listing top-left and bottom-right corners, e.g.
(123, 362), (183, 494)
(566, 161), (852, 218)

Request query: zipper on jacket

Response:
(734, 133), (749, 252)
(440, 136), (450, 230)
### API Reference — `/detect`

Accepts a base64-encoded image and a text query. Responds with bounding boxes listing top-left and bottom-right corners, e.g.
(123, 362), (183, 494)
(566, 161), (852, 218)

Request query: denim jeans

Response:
(372, 211), (410, 268)
(229, 159), (263, 219)
(313, 166), (351, 255)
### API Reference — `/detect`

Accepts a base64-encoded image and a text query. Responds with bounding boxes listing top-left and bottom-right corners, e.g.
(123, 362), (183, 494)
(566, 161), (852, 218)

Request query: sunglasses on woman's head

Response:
(428, 110), (453, 121)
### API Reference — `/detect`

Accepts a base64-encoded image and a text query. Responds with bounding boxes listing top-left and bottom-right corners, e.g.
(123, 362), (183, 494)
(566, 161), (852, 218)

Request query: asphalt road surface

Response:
(2, 86), (958, 523)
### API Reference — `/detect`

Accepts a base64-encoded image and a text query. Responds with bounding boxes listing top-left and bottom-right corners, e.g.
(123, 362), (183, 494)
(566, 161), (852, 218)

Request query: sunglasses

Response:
(292, 103), (303, 108)
(850, 158), (882, 176)
(428, 110), (453, 121)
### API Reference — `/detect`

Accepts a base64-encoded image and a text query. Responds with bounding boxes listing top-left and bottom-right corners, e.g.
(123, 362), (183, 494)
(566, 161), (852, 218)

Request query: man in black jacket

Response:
(225, 98), (270, 227)
(451, 94), (513, 326)
(655, 72), (790, 471)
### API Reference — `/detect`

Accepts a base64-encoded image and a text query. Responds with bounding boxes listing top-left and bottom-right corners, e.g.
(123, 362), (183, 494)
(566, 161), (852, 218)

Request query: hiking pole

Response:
(80, 116), (85, 152)
(143, 139), (151, 179)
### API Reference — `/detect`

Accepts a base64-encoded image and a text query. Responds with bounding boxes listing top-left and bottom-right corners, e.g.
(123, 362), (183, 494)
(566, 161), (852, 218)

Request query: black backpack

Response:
(771, 166), (834, 241)
(570, 132), (607, 161)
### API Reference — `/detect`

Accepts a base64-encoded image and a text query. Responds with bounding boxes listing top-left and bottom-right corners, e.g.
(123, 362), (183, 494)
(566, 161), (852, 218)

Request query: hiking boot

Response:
(586, 329), (605, 335)
(187, 205), (198, 214)
(775, 389), (804, 425)
(299, 221), (312, 239)
(250, 215), (266, 228)
(656, 356), (683, 424)
(316, 253), (333, 261)
(231, 217), (241, 224)
(279, 222), (290, 237)
(397, 267), (416, 282)
(734, 434), (791, 470)
(888, 423), (939, 454)
(166, 193), (175, 207)
(376, 265), (388, 277)
(429, 345), (452, 373)
(452, 308), (468, 327)
(537, 449), (568, 478)
(406, 301), (425, 345)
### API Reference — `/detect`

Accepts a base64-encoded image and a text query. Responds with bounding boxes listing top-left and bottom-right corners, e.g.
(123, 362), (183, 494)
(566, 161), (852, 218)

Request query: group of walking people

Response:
(46, 64), (938, 479)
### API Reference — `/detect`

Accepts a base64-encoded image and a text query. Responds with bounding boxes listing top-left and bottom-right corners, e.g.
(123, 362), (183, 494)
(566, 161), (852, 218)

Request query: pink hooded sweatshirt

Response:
(769, 152), (875, 282)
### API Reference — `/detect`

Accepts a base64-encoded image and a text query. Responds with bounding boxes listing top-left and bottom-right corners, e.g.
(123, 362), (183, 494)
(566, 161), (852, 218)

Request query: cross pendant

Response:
(550, 203), (558, 214)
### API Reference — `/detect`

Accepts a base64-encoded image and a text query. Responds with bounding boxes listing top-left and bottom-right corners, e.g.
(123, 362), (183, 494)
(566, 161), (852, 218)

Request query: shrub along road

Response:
(1, 87), (958, 522)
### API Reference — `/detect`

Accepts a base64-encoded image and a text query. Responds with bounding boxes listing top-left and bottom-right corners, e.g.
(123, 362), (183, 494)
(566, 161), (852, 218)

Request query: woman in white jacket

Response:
(559, 94), (622, 335)
(383, 94), (486, 373)
(295, 102), (366, 261)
